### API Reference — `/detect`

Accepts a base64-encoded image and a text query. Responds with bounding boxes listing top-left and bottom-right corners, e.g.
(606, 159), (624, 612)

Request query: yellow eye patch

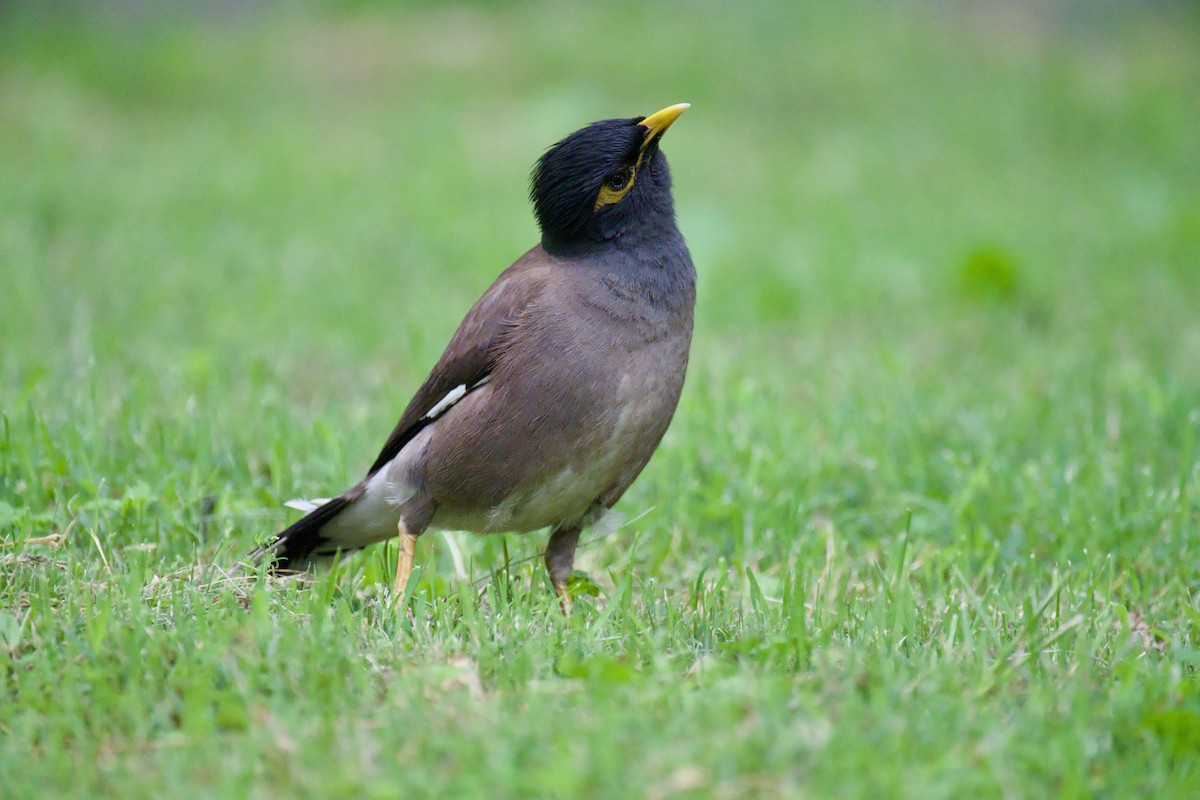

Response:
(591, 105), (687, 214)
(594, 166), (637, 210)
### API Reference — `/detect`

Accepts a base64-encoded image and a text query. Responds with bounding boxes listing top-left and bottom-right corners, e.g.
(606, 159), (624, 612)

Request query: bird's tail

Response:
(251, 495), (352, 571)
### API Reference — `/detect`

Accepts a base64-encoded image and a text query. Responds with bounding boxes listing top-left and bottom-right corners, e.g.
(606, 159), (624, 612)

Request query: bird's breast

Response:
(490, 330), (688, 530)
(427, 324), (689, 535)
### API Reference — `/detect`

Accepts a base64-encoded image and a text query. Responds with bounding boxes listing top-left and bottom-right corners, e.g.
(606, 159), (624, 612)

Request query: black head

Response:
(530, 104), (688, 250)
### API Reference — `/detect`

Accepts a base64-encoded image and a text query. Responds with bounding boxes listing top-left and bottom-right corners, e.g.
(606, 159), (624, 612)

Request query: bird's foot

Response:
(553, 571), (601, 615)
(554, 580), (574, 615)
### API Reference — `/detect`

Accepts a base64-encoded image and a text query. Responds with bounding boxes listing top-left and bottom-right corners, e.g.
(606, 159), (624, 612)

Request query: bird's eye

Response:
(594, 166), (637, 211)
(605, 168), (632, 191)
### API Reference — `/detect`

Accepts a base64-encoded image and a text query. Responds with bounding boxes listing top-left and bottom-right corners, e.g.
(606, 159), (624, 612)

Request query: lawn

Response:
(2, 1), (1199, 797)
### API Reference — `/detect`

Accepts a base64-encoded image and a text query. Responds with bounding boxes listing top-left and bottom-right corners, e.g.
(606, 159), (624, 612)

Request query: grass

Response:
(2, 1), (1199, 796)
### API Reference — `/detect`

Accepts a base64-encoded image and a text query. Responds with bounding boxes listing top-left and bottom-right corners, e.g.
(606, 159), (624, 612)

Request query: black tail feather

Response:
(252, 496), (352, 571)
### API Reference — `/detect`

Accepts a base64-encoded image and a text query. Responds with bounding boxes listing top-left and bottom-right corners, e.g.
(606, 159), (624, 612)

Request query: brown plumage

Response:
(254, 104), (695, 606)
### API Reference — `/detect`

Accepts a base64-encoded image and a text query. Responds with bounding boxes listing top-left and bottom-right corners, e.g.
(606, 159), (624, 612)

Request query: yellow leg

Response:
(553, 579), (574, 615)
(393, 520), (419, 599)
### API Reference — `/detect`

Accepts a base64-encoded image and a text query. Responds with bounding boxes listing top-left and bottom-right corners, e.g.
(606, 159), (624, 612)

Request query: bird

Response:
(253, 103), (695, 609)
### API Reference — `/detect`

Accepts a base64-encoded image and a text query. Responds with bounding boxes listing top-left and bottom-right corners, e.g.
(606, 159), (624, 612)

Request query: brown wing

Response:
(364, 246), (553, 477)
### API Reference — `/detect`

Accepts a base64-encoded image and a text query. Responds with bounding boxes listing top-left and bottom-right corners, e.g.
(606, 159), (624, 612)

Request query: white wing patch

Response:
(423, 384), (467, 420)
(284, 497), (332, 512)
(422, 375), (492, 421)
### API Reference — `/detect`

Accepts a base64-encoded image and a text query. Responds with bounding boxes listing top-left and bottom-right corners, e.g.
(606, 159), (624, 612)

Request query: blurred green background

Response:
(2, 2), (1199, 796)
(2, 0), (1197, 559)
(4, 1), (1196, 361)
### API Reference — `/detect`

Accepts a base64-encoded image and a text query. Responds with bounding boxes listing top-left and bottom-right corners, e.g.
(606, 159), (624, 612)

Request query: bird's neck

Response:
(542, 210), (684, 260)
(543, 224), (695, 319)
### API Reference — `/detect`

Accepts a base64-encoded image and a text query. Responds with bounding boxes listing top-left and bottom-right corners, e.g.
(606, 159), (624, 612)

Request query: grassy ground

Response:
(2, 1), (1199, 797)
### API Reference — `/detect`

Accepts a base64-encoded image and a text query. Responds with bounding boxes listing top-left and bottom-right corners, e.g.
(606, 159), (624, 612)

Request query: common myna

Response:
(255, 104), (695, 607)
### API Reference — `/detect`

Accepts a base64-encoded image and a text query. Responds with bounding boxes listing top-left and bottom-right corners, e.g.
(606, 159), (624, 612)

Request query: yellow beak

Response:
(638, 103), (690, 145)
